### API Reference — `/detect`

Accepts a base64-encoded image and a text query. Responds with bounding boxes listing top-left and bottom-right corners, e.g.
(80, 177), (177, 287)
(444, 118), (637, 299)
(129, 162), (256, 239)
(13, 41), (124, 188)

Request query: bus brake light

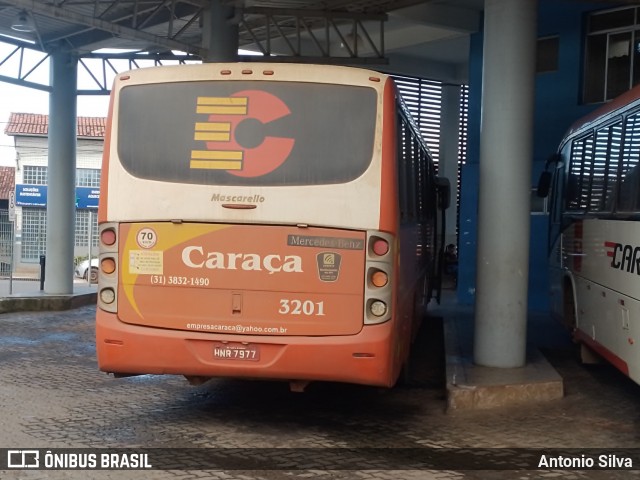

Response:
(101, 229), (116, 246)
(373, 239), (389, 256)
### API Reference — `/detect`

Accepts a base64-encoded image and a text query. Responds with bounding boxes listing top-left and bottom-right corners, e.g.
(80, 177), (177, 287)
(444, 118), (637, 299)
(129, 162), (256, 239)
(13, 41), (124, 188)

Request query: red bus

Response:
(95, 63), (448, 389)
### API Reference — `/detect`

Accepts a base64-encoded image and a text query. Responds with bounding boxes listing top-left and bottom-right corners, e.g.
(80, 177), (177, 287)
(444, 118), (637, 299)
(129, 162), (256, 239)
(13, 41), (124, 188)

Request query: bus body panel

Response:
(96, 309), (396, 387)
(117, 222), (366, 336)
(556, 219), (640, 383)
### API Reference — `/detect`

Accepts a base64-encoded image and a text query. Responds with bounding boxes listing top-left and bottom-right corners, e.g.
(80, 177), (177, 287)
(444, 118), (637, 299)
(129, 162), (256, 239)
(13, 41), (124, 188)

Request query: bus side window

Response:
(618, 112), (640, 212)
(566, 174), (579, 205)
(618, 166), (640, 211)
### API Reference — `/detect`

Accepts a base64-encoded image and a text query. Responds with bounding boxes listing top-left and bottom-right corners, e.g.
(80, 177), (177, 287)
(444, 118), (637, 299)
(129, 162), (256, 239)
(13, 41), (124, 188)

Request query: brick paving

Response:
(0, 304), (639, 479)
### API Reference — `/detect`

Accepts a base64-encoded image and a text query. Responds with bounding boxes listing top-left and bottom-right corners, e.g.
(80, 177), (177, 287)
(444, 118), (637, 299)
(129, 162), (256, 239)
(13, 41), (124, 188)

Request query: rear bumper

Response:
(96, 310), (397, 387)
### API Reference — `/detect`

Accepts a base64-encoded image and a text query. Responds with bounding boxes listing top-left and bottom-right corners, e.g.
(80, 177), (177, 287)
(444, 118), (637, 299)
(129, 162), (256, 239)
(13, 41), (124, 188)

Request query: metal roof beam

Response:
(240, 7), (387, 63)
(3, 0), (206, 56)
(47, 2), (203, 54)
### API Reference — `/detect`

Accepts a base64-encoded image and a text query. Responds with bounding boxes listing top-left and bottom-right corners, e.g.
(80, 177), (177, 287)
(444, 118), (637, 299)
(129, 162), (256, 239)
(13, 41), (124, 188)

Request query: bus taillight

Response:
(100, 288), (116, 305)
(371, 270), (388, 287)
(364, 231), (393, 325)
(370, 300), (387, 317)
(101, 228), (116, 246)
(101, 257), (116, 275)
(372, 239), (389, 256)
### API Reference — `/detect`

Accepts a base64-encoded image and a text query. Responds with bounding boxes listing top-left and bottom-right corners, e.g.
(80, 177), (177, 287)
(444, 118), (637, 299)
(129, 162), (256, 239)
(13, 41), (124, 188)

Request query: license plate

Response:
(213, 343), (260, 361)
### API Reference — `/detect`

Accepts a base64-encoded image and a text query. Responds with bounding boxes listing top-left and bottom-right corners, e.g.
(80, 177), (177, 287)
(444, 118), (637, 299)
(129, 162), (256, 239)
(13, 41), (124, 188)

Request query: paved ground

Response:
(0, 301), (639, 480)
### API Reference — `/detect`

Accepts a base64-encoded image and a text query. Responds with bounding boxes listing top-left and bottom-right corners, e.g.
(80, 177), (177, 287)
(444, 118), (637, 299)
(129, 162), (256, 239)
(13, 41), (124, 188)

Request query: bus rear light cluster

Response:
(364, 230), (394, 325)
(98, 222), (118, 313)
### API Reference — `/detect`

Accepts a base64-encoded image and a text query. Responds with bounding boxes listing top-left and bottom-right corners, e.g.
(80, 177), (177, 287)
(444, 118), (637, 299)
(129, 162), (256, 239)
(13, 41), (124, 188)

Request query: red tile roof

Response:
(4, 112), (106, 138)
(0, 166), (15, 200)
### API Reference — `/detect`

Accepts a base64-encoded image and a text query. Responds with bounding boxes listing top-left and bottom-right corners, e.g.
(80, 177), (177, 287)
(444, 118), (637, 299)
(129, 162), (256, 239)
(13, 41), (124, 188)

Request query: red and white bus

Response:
(95, 63), (447, 389)
(539, 84), (640, 385)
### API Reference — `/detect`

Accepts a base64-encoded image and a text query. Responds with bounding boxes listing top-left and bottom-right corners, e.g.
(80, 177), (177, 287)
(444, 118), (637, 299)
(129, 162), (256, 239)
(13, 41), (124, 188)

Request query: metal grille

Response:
(0, 208), (12, 275)
(21, 208), (47, 262)
(458, 85), (469, 166)
(394, 76), (469, 242)
(393, 75), (442, 170)
(456, 85), (469, 235)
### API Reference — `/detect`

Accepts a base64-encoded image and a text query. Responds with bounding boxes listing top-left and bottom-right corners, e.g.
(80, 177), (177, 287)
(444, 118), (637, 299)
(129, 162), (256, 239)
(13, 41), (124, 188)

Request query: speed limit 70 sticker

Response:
(136, 228), (157, 249)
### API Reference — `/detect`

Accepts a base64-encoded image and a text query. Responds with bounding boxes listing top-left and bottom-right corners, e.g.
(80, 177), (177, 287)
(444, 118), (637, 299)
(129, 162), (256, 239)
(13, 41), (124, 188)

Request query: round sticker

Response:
(136, 228), (157, 249)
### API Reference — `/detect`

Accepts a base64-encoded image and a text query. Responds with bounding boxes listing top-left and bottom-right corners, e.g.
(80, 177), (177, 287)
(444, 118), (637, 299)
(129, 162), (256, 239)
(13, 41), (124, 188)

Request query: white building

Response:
(4, 113), (105, 275)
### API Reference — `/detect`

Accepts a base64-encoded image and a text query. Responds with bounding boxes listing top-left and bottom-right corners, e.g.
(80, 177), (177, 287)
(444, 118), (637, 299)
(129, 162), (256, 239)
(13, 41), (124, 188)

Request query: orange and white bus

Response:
(95, 63), (447, 389)
(538, 84), (640, 385)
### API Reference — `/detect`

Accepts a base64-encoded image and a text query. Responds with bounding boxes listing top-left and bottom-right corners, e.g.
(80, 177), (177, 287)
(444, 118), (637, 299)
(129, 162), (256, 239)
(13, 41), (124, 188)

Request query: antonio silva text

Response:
(538, 454), (633, 469)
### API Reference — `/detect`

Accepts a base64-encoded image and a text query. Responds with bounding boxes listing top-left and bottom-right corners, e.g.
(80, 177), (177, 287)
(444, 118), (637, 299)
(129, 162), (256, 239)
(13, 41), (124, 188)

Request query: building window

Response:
(23, 166), (48, 185)
(584, 7), (640, 104)
(76, 168), (101, 187)
(21, 208), (46, 262)
(75, 210), (98, 247)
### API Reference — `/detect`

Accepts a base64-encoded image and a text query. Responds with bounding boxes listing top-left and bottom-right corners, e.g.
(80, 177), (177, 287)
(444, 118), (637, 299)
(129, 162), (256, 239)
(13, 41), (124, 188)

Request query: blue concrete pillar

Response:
(202, 0), (239, 62)
(45, 49), (77, 295)
(473, 0), (537, 367)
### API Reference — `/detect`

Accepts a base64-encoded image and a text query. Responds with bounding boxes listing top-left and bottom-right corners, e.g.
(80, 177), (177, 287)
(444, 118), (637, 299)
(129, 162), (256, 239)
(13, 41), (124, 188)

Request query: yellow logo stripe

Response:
(197, 97), (248, 106)
(194, 132), (231, 141)
(190, 160), (243, 170)
(196, 106), (247, 115)
(195, 122), (231, 132)
(191, 150), (243, 160)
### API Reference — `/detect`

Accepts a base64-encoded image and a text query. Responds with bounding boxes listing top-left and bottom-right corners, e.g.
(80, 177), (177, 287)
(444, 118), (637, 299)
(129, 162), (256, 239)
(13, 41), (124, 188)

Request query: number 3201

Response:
(279, 299), (325, 316)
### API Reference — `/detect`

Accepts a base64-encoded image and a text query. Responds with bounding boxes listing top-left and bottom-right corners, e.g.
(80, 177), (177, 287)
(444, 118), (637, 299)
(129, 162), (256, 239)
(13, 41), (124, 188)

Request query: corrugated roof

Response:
(4, 113), (106, 138)
(0, 166), (15, 200)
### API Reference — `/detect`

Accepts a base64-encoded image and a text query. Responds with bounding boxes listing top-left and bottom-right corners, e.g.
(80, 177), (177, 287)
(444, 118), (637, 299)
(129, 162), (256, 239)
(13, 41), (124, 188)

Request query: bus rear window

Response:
(117, 81), (377, 186)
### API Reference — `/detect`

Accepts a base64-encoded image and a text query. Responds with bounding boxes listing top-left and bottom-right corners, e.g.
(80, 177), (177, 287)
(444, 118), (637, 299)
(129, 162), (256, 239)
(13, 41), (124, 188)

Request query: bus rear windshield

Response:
(117, 81), (377, 186)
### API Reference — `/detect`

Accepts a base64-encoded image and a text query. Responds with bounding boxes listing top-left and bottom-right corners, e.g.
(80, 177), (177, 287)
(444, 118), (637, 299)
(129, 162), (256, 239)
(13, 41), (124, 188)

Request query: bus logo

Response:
(606, 241), (640, 274)
(317, 252), (341, 282)
(190, 90), (295, 178)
